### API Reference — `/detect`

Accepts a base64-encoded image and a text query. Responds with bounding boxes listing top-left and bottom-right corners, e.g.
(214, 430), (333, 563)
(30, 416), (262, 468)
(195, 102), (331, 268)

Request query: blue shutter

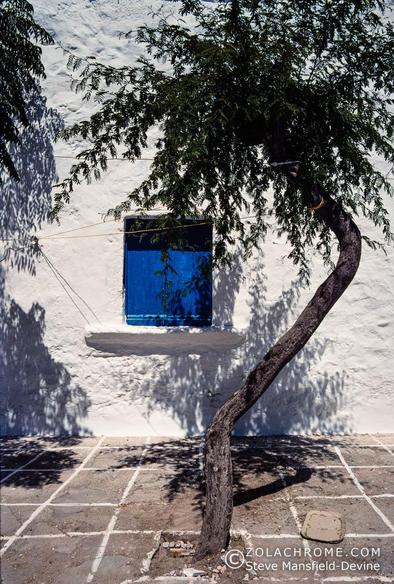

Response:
(124, 219), (212, 326)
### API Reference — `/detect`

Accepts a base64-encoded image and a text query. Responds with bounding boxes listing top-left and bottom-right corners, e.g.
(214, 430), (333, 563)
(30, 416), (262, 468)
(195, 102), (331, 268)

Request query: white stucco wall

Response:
(1, 0), (393, 436)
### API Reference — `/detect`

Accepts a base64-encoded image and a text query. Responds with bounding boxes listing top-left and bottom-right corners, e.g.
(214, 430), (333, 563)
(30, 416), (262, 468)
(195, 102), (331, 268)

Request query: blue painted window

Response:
(124, 218), (212, 326)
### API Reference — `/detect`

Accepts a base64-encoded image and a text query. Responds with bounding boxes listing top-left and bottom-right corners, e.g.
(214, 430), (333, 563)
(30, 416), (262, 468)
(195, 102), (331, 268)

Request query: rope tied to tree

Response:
(269, 160), (301, 168)
(307, 195), (326, 213)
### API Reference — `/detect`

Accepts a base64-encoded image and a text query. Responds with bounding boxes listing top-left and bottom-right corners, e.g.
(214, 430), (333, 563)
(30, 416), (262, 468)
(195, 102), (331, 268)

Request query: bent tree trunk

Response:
(195, 189), (362, 561)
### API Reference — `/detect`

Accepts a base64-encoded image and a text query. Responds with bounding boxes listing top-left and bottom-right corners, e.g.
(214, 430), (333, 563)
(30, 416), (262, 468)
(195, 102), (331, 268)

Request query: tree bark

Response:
(194, 187), (362, 561)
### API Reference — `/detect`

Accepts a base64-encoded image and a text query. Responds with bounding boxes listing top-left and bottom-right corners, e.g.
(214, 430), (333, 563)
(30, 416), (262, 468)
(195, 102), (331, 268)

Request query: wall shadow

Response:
(115, 249), (349, 437)
(0, 91), (62, 274)
(0, 93), (349, 445)
(0, 91), (92, 441)
(108, 252), (350, 510)
(0, 266), (92, 437)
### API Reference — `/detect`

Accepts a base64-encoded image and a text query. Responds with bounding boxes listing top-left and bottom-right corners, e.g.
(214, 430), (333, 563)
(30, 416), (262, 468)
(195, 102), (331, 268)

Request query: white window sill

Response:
(85, 323), (244, 355)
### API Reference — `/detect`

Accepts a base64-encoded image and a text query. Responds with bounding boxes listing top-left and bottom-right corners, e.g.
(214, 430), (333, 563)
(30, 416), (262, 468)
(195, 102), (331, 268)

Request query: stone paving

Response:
(1, 434), (393, 583)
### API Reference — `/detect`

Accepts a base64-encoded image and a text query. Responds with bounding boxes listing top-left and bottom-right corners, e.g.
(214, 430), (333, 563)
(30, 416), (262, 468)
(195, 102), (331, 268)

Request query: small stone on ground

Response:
(301, 509), (346, 543)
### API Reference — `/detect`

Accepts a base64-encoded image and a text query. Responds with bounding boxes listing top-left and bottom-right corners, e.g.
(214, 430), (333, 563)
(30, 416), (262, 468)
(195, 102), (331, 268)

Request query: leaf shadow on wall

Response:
(0, 92), (92, 444)
(119, 249), (349, 437)
(107, 251), (350, 515)
(0, 91), (63, 274)
(0, 266), (92, 438)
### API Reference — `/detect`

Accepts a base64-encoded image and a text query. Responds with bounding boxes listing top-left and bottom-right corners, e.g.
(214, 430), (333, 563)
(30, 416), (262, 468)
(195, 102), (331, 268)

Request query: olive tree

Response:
(54, 0), (394, 560)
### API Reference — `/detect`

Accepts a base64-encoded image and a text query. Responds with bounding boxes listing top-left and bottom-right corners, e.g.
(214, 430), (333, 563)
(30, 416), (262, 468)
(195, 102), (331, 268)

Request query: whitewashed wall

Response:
(1, 0), (393, 437)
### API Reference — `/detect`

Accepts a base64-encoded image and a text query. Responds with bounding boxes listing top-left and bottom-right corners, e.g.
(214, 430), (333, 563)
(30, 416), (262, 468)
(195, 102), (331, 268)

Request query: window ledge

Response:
(85, 323), (244, 355)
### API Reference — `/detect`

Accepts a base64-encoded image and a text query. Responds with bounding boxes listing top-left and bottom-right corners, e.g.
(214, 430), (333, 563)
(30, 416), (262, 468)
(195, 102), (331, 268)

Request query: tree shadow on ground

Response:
(0, 443), (85, 488)
(110, 435), (342, 519)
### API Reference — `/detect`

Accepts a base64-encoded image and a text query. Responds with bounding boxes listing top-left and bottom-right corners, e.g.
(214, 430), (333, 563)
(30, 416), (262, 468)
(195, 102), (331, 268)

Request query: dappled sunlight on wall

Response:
(0, 92), (92, 436)
(99, 251), (351, 436)
(0, 91), (62, 274)
(2, 0), (391, 436)
(0, 267), (92, 436)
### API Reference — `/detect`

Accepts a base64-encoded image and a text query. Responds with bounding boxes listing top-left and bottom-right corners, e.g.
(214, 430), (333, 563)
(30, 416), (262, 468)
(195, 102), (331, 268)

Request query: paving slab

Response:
(283, 468), (360, 497)
(0, 437), (38, 450)
(0, 469), (14, 481)
(295, 498), (391, 535)
(88, 446), (147, 469)
(232, 493), (298, 535)
(117, 487), (203, 532)
(374, 434), (394, 445)
(231, 436), (331, 447)
(232, 469), (287, 502)
(21, 504), (115, 536)
(52, 469), (135, 504)
(94, 532), (158, 584)
(0, 450), (45, 469)
(1, 534), (102, 584)
(352, 468), (394, 496)
(372, 498), (394, 524)
(0, 437), (99, 449)
(231, 447), (279, 472)
(26, 436), (101, 448)
(137, 439), (203, 471)
(329, 434), (385, 446)
(23, 448), (89, 469)
(272, 446), (339, 467)
(1, 505), (38, 536)
(100, 436), (150, 447)
(123, 469), (202, 505)
(90, 441), (202, 471)
(0, 470), (74, 504)
(339, 446), (394, 467)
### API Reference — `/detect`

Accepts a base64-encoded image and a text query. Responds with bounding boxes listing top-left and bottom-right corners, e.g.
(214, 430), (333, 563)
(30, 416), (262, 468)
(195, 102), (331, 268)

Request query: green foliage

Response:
(0, 0), (53, 181)
(55, 0), (394, 277)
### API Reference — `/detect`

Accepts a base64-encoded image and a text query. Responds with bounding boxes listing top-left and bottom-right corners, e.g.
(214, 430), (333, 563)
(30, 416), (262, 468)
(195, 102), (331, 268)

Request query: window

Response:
(124, 218), (212, 326)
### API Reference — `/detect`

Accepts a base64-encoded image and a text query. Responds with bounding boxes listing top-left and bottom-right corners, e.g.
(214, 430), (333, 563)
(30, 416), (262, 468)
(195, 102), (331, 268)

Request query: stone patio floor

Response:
(1, 434), (393, 584)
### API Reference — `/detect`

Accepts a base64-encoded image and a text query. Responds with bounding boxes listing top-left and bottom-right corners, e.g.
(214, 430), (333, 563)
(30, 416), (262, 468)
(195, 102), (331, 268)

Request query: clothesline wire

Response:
(1, 214), (263, 246)
(39, 247), (92, 325)
(38, 215), (260, 241)
(40, 221), (212, 240)
(40, 218), (119, 238)
(38, 207), (170, 239)
(40, 247), (102, 324)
